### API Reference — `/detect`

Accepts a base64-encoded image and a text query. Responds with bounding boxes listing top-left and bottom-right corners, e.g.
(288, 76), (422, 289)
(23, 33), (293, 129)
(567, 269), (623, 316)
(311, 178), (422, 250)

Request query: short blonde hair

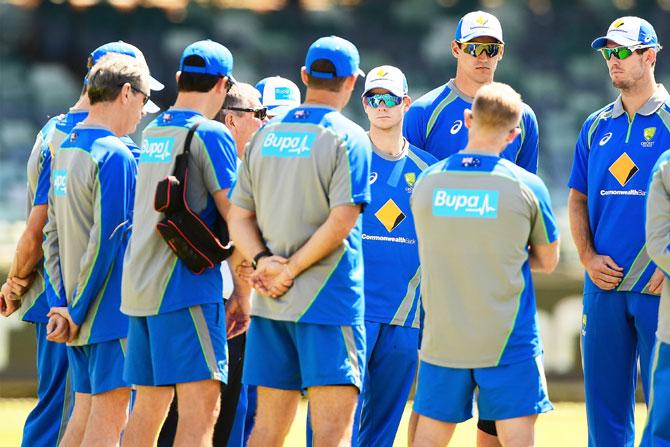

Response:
(87, 53), (149, 105)
(471, 82), (522, 132)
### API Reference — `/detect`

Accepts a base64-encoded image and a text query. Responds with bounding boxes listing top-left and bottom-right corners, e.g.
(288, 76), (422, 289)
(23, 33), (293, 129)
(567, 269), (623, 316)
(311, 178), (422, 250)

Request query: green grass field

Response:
(0, 399), (647, 446)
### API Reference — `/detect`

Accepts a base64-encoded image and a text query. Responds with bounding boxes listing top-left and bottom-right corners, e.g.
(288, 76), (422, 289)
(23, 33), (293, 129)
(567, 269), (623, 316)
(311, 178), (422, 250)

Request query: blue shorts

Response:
(124, 303), (227, 386)
(413, 356), (553, 423)
(642, 340), (670, 447)
(243, 317), (365, 391)
(67, 339), (128, 395)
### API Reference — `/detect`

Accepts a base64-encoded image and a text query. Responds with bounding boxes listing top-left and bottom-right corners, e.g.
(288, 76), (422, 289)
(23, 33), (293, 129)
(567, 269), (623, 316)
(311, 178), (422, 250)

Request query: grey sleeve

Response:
(43, 176), (65, 307)
(230, 149), (255, 212)
(646, 164), (670, 274)
(328, 140), (355, 208)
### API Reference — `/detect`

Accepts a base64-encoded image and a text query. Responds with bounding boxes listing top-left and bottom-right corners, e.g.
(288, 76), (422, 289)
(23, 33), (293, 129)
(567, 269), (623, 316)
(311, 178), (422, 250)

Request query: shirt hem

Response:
(121, 296), (224, 316)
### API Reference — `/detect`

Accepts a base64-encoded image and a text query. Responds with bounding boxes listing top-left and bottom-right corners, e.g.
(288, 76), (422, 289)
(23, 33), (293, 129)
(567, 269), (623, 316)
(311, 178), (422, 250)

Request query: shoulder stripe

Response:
(426, 90), (459, 141)
(587, 109), (612, 148)
(657, 107), (670, 133)
(406, 148), (430, 171)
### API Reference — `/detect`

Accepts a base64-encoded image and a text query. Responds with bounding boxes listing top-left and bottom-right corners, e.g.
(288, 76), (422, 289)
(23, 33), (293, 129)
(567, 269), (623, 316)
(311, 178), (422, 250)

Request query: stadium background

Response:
(0, 0), (667, 441)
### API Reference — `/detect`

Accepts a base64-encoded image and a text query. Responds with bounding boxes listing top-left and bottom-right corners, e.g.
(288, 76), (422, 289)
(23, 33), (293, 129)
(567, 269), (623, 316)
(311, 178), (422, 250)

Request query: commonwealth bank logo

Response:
(375, 199), (406, 232)
(475, 15), (488, 25)
(375, 68), (387, 77)
(613, 19), (625, 28)
(609, 152), (638, 186)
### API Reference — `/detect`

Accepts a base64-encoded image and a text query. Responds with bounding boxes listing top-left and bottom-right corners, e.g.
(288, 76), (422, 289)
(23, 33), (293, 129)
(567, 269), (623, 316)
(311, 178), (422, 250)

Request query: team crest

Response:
(644, 127), (656, 142)
(405, 172), (416, 188)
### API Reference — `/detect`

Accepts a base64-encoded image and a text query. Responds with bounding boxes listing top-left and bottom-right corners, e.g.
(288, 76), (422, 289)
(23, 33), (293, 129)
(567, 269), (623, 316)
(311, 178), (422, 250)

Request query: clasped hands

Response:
(238, 255), (295, 299)
(0, 274), (34, 317)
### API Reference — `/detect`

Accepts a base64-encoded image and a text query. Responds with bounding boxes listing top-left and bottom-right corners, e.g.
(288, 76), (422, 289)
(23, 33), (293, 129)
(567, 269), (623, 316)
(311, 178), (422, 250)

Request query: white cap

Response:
(454, 11), (504, 43)
(591, 16), (659, 49)
(362, 65), (408, 97)
(256, 76), (301, 117)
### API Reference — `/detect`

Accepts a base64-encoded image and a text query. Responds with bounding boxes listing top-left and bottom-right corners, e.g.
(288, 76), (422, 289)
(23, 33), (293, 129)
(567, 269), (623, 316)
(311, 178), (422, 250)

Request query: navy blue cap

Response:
(305, 36), (365, 79)
(179, 40), (235, 83)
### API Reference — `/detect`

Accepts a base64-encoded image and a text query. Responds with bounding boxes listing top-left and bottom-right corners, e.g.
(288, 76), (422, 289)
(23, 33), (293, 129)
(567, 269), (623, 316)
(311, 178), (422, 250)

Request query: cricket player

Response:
(228, 35), (371, 446)
(256, 76), (302, 118)
(410, 82), (559, 447)
(568, 17), (668, 446)
(403, 10), (538, 176)
(644, 149), (670, 446)
(121, 40), (244, 447)
(0, 41), (161, 447)
(43, 53), (148, 446)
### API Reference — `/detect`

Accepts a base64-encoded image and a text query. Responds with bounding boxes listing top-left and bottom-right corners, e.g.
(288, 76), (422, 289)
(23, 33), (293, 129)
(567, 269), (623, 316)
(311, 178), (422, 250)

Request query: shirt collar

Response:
(447, 79), (474, 103)
(612, 84), (669, 118)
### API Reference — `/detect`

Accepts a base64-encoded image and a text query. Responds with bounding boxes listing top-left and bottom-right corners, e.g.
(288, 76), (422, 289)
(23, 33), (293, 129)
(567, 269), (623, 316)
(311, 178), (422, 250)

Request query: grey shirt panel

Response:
(231, 118), (365, 321)
(412, 171), (540, 368)
(646, 158), (670, 343)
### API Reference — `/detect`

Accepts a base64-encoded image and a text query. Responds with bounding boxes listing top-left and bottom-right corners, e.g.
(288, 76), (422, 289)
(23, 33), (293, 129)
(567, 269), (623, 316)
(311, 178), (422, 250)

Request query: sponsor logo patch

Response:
(261, 131), (315, 157)
(53, 170), (68, 196)
(140, 137), (175, 163)
(432, 189), (498, 218)
(274, 86), (293, 101)
(375, 198), (406, 232)
(608, 152), (638, 186)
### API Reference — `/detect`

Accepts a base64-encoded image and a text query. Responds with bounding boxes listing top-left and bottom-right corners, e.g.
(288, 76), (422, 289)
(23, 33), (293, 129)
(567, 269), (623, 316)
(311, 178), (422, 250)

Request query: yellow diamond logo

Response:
(375, 198), (406, 232)
(613, 19), (625, 28)
(475, 15), (488, 25)
(376, 68), (387, 77)
(609, 152), (639, 186)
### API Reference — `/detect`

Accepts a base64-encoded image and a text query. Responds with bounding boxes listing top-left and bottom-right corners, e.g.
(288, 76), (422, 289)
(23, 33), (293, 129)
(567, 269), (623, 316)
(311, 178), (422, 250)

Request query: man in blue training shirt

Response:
(43, 53), (148, 446)
(228, 35), (371, 446)
(568, 16), (668, 447)
(403, 11), (538, 174)
(122, 40), (248, 447)
(410, 82), (559, 447)
(0, 41), (160, 447)
(306, 65), (436, 446)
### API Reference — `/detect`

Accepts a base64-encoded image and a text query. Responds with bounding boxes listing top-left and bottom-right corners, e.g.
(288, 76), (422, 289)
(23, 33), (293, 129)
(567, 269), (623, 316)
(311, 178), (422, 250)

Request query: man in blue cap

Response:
(568, 16), (668, 446)
(121, 40), (248, 446)
(0, 40), (161, 447)
(228, 35), (370, 446)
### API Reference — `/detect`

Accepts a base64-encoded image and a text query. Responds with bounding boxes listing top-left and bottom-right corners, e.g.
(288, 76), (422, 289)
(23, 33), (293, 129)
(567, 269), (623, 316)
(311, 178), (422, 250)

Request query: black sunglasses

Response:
(225, 106), (267, 120)
(119, 83), (150, 105)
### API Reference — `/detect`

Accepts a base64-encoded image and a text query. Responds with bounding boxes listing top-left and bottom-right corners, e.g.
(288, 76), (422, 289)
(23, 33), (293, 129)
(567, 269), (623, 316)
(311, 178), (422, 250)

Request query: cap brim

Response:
(357, 68), (366, 77)
(458, 31), (504, 44)
(362, 86), (407, 98)
(149, 76), (164, 91)
(143, 99), (161, 114)
(591, 35), (640, 49)
(267, 105), (293, 118)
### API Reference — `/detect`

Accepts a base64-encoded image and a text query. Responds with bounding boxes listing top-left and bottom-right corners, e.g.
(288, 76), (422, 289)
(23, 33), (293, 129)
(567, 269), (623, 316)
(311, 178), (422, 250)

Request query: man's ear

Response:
(300, 67), (309, 87)
(507, 127), (521, 144)
(224, 112), (235, 128)
(175, 71), (181, 84)
(464, 109), (473, 129)
(451, 40), (461, 58)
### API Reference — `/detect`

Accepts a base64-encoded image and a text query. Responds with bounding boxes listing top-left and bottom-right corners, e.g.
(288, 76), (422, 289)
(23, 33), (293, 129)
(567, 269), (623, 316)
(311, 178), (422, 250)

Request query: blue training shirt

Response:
(363, 140), (437, 328)
(569, 85), (670, 295)
(403, 79), (539, 173)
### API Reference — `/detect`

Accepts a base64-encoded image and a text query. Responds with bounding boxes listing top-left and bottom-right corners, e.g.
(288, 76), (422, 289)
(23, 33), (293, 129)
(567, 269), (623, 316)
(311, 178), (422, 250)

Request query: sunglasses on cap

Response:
(364, 93), (403, 108)
(459, 42), (503, 58)
(225, 106), (268, 120)
(598, 45), (652, 61)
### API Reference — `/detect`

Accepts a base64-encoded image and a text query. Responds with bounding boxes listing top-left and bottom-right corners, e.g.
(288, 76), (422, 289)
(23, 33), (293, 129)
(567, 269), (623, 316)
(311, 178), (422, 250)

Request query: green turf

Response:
(0, 399), (648, 446)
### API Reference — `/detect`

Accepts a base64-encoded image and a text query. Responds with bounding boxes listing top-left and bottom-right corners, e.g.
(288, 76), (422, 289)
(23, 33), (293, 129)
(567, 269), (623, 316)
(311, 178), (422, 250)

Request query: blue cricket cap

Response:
(305, 36), (365, 79)
(90, 41), (164, 92)
(179, 40), (236, 83)
(591, 16), (660, 50)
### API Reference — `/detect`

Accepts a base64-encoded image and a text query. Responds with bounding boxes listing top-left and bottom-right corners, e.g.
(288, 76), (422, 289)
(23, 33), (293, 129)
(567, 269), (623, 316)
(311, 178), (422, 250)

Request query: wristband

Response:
(252, 250), (273, 270)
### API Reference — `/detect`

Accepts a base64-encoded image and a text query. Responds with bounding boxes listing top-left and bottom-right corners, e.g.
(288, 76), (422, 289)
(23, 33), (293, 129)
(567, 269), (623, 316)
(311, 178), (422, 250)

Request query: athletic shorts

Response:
(124, 303), (227, 386)
(413, 356), (553, 423)
(67, 339), (128, 395)
(243, 316), (365, 391)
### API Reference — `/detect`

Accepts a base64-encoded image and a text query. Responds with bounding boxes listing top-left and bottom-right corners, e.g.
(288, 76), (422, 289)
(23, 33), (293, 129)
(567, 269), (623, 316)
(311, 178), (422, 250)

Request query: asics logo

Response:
(599, 132), (613, 146)
(450, 120), (463, 135)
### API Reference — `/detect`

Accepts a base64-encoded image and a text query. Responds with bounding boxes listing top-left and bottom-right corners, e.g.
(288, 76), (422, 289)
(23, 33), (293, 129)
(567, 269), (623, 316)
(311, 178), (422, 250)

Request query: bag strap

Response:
(173, 122), (202, 182)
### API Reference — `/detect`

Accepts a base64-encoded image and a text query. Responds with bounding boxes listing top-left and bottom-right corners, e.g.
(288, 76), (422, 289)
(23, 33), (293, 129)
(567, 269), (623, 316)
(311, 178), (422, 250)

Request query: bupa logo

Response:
(261, 131), (316, 158)
(274, 87), (293, 101)
(432, 189), (498, 218)
(140, 137), (175, 163)
(53, 170), (68, 197)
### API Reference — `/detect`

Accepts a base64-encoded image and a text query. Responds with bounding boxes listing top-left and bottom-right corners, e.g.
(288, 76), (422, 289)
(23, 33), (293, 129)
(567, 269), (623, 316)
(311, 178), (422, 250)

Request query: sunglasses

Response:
(599, 46), (647, 61)
(225, 106), (268, 120)
(459, 42), (503, 58)
(121, 83), (150, 105)
(364, 93), (403, 108)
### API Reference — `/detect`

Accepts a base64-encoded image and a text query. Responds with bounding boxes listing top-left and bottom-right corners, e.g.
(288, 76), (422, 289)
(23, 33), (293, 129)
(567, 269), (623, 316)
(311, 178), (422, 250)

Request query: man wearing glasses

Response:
(121, 40), (245, 446)
(403, 10), (538, 174)
(403, 10), (540, 444)
(42, 53), (150, 446)
(568, 17), (668, 446)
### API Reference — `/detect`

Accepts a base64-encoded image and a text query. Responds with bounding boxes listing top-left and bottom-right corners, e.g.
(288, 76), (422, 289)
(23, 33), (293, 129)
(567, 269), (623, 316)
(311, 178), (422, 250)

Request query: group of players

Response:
(1, 8), (670, 447)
